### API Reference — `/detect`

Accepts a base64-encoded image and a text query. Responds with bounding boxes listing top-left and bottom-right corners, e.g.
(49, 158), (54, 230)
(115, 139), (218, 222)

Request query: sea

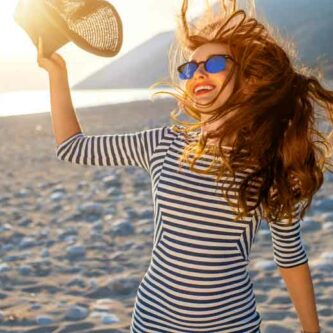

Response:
(0, 88), (174, 117)
(0, 79), (332, 118)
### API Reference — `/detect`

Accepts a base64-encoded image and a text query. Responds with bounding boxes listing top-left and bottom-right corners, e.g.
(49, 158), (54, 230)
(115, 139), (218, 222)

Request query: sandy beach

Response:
(0, 98), (332, 333)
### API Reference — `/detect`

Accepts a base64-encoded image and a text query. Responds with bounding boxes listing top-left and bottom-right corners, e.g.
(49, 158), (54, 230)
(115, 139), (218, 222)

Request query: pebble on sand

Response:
(64, 305), (89, 321)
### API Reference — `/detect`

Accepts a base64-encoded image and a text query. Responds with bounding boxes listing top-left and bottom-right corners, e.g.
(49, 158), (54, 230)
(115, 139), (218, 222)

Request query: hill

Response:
(74, 0), (333, 89)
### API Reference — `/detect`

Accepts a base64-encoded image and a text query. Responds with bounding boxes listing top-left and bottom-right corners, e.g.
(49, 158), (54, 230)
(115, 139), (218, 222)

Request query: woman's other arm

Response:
(278, 263), (320, 333)
(267, 199), (320, 332)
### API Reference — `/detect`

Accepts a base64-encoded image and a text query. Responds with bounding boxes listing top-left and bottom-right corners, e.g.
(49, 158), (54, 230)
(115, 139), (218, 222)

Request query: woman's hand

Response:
(37, 36), (68, 78)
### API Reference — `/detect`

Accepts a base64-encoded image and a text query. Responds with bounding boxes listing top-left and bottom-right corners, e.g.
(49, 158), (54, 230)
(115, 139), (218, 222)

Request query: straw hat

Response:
(14, 0), (123, 57)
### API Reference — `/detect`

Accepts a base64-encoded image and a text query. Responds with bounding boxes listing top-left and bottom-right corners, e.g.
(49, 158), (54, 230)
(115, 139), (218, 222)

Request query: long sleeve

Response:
(268, 201), (309, 268)
(55, 126), (167, 174)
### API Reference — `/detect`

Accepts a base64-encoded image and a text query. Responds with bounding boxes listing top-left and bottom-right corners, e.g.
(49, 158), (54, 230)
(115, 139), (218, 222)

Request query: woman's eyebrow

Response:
(189, 53), (225, 62)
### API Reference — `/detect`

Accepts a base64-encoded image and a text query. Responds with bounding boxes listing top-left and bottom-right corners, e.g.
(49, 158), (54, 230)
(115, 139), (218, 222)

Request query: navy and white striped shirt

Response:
(56, 125), (308, 333)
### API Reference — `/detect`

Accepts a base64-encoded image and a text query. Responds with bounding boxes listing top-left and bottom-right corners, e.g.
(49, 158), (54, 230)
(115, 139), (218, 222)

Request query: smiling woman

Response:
(2, 1), (332, 332)
(35, 0), (331, 332)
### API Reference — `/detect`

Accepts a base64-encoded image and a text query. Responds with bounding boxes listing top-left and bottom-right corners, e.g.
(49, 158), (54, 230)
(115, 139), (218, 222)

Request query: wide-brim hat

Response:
(14, 0), (123, 57)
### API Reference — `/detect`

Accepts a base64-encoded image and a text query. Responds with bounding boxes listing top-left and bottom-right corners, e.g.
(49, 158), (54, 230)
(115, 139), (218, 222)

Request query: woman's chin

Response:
(193, 98), (223, 112)
(193, 95), (214, 105)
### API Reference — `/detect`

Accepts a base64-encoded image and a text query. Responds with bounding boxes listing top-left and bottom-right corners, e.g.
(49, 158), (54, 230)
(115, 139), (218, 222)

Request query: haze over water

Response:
(0, 89), (174, 117)
(1, 80), (332, 118)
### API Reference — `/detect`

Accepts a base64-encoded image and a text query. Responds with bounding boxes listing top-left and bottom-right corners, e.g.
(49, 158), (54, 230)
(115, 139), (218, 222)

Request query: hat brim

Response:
(14, 0), (123, 58)
(14, 0), (70, 57)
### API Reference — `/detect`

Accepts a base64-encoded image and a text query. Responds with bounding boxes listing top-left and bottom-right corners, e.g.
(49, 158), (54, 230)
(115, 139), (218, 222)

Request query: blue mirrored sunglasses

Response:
(177, 54), (234, 80)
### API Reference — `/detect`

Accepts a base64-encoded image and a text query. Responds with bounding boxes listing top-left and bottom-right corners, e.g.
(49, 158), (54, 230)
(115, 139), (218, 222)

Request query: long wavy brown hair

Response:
(150, 0), (333, 226)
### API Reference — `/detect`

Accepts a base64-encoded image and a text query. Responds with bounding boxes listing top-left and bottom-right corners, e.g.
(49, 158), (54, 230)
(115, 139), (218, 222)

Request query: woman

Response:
(38, 0), (333, 332)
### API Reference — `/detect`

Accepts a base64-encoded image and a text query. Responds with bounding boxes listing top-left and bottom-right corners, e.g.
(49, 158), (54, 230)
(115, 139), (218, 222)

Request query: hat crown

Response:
(45, 0), (107, 21)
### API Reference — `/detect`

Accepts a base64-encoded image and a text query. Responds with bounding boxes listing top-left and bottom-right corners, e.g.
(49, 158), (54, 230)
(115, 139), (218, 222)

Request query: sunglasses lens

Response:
(179, 62), (197, 80)
(178, 55), (228, 80)
(206, 55), (227, 73)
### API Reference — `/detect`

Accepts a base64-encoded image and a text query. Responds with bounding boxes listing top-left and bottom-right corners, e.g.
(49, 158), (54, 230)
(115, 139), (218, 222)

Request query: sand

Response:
(0, 98), (332, 333)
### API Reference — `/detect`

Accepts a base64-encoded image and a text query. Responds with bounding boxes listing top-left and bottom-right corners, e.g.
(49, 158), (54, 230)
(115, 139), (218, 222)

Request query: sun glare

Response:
(0, 1), (35, 60)
(0, 0), (219, 62)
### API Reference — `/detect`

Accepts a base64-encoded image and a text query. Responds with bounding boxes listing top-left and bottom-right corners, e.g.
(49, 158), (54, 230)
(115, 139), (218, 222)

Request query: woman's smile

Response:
(194, 86), (217, 96)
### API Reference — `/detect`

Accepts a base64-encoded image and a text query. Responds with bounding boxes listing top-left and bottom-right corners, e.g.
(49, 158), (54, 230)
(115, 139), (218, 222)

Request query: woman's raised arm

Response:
(37, 36), (82, 146)
(37, 36), (168, 173)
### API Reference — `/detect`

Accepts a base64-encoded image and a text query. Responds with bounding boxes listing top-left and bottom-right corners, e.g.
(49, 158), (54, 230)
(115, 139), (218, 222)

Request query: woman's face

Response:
(184, 42), (236, 115)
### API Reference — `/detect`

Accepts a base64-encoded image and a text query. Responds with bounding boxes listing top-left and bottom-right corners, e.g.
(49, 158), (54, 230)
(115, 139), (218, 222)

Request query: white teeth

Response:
(194, 85), (215, 94)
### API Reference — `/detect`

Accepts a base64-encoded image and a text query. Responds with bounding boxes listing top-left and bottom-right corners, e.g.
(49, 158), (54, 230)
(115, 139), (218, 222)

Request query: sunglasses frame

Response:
(177, 54), (235, 80)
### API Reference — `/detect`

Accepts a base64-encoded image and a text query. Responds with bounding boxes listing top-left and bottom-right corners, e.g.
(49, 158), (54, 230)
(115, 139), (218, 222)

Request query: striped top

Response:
(56, 125), (308, 333)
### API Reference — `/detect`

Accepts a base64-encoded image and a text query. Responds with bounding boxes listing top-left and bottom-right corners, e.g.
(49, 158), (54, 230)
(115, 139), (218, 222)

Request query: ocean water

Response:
(1, 80), (332, 118)
(0, 88), (174, 117)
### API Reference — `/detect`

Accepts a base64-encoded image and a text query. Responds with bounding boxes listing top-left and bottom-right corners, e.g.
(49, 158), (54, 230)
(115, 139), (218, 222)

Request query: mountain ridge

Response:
(74, 0), (333, 89)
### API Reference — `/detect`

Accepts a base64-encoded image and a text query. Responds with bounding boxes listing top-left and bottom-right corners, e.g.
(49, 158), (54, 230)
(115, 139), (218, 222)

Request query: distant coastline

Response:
(1, 80), (331, 118)
(0, 88), (174, 118)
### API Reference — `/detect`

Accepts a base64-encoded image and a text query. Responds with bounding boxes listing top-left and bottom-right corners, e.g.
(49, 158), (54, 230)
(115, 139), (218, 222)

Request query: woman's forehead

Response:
(189, 43), (229, 61)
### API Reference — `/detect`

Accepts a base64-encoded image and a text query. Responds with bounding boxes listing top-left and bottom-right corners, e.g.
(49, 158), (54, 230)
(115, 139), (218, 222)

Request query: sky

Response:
(0, 0), (212, 90)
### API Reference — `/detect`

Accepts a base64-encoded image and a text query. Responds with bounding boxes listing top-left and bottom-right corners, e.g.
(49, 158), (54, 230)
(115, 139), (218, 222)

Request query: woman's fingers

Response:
(36, 44), (64, 72)
(37, 36), (47, 68)
(38, 36), (43, 58)
(36, 37), (68, 76)
(37, 58), (49, 69)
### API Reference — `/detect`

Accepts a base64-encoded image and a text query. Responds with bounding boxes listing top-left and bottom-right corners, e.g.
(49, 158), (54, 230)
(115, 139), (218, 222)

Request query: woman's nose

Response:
(193, 63), (208, 79)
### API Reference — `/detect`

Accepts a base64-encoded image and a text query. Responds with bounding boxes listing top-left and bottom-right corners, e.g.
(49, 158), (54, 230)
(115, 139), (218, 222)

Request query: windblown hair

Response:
(150, 0), (333, 225)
